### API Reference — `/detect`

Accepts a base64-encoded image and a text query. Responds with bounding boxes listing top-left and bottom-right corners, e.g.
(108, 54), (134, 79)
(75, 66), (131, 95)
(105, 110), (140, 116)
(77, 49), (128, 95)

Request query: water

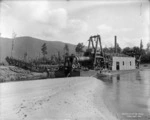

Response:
(97, 69), (150, 120)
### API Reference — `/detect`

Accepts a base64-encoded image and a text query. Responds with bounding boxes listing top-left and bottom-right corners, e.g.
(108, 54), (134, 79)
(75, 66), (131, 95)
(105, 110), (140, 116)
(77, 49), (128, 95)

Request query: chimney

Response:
(114, 36), (117, 53)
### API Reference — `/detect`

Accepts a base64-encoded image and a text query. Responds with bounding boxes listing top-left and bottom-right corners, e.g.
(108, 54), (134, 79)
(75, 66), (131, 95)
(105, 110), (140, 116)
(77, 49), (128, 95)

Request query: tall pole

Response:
(114, 36), (117, 53)
(11, 39), (14, 57)
(11, 32), (16, 57)
(0, 33), (1, 63)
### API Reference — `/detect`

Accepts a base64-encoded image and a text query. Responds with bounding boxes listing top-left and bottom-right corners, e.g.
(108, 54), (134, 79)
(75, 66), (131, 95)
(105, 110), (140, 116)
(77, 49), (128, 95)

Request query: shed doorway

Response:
(116, 62), (120, 70)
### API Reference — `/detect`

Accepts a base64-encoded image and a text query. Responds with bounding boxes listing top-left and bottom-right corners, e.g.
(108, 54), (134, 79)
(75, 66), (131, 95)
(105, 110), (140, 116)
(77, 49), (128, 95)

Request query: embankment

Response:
(0, 77), (119, 120)
(0, 66), (47, 82)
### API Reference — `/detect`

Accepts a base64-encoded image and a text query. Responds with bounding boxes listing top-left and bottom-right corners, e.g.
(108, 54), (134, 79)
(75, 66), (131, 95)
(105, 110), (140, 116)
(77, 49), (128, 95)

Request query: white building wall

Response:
(112, 57), (135, 71)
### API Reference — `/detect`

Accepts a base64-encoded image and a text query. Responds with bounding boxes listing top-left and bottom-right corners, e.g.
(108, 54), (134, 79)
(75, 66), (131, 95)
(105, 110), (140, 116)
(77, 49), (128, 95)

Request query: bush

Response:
(141, 52), (150, 63)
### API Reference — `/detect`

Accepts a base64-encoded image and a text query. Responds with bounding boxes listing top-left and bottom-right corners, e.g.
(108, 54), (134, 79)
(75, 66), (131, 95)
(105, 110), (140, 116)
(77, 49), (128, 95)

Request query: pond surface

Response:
(97, 69), (150, 120)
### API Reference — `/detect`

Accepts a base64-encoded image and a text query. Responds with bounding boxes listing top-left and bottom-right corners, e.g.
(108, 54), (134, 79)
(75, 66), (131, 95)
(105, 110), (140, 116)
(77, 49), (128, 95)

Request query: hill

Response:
(0, 36), (77, 62)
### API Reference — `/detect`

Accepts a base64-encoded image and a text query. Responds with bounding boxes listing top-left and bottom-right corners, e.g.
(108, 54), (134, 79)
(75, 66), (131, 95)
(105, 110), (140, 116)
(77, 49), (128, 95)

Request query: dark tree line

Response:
(103, 43), (122, 54)
(26, 41), (150, 65)
(75, 43), (84, 55)
(75, 41), (150, 64)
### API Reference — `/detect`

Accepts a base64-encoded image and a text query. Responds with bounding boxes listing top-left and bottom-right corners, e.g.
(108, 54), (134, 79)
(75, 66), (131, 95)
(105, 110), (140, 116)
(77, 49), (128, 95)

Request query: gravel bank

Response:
(0, 77), (119, 120)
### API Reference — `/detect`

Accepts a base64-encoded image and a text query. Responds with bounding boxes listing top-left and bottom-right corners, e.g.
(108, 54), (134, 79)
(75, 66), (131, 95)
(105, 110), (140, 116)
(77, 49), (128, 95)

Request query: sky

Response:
(0, 0), (149, 48)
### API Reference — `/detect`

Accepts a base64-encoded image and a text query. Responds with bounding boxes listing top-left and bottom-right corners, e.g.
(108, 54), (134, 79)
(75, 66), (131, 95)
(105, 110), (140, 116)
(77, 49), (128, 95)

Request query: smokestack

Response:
(114, 36), (117, 53)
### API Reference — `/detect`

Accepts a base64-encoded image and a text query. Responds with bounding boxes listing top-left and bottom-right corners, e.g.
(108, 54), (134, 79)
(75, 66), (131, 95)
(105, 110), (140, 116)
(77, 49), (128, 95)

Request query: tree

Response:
(122, 47), (131, 55)
(103, 47), (113, 53)
(103, 45), (121, 54)
(24, 52), (28, 61)
(75, 43), (84, 55)
(121, 44), (150, 64)
(64, 44), (69, 55)
(57, 51), (62, 63)
(140, 40), (143, 51)
(51, 54), (58, 64)
(41, 43), (47, 58)
(122, 46), (146, 61)
(146, 42), (150, 52)
(133, 47), (141, 55)
(116, 43), (122, 53)
(141, 52), (150, 63)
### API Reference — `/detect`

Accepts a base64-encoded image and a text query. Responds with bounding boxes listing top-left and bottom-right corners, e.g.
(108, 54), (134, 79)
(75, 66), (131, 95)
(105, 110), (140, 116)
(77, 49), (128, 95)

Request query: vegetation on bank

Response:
(0, 66), (47, 82)
(102, 40), (150, 64)
(1, 35), (150, 65)
(74, 41), (150, 64)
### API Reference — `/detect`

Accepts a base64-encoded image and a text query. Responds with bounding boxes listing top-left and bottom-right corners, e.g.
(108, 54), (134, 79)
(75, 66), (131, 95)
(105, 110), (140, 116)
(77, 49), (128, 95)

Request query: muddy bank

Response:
(0, 66), (47, 82)
(0, 77), (119, 120)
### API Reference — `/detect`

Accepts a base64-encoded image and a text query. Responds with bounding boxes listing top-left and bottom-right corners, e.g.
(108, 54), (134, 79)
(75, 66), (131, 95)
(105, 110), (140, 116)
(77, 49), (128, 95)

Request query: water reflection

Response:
(97, 69), (150, 120)
(97, 75), (113, 84)
(116, 75), (120, 81)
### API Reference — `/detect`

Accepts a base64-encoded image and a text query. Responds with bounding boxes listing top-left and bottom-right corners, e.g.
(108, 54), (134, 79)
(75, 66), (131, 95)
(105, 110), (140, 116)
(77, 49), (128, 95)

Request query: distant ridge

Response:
(0, 36), (76, 62)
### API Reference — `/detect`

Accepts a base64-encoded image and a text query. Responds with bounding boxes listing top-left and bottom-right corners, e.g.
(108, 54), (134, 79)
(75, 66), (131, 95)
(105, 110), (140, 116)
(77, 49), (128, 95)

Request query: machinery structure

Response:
(88, 35), (104, 67)
(6, 34), (140, 78)
(76, 35), (112, 70)
(5, 34), (111, 77)
(74, 35), (137, 71)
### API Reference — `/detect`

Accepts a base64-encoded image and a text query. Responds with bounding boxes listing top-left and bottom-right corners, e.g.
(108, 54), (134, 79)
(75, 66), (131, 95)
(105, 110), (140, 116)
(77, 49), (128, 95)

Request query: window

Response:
(123, 61), (124, 65)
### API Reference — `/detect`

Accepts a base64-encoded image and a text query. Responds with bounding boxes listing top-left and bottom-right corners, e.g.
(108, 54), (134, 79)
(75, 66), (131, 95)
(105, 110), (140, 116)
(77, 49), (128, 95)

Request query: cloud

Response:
(47, 8), (67, 28)
(33, 8), (68, 29)
(97, 24), (134, 35)
(0, 0), (88, 42)
(40, 19), (88, 42)
(3, 1), (67, 29)
(1, 1), (47, 20)
(97, 24), (139, 48)
(41, 27), (61, 38)
(97, 24), (113, 34)
(120, 28), (133, 32)
(64, 19), (88, 34)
